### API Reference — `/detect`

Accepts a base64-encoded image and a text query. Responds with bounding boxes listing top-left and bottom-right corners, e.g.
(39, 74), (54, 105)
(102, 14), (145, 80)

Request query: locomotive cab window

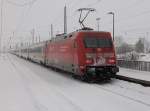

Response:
(84, 37), (112, 48)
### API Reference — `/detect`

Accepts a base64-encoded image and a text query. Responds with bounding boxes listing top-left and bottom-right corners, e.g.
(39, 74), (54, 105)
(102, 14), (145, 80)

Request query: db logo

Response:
(97, 57), (106, 65)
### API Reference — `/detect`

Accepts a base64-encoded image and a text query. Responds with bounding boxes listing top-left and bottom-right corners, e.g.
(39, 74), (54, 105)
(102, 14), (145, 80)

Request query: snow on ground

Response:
(118, 68), (150, 81)
(0, 54), (39, 111)
(0, 53), (150, 111)
(139, 53), (150, 62)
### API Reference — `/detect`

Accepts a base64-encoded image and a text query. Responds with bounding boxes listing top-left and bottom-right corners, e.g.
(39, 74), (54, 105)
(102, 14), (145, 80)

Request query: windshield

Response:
(84, 37), (113, 48)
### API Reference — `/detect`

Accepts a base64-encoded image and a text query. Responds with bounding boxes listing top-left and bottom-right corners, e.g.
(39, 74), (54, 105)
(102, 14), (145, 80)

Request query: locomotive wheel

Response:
(111, 72), (117, 78)
(71, 74), (91, 82)
(71, 74), (78, 79)
(81, 74), (94, 83)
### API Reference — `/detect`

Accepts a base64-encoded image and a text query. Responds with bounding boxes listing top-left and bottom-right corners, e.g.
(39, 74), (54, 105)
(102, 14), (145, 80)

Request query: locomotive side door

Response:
(72, 40), (79, 74)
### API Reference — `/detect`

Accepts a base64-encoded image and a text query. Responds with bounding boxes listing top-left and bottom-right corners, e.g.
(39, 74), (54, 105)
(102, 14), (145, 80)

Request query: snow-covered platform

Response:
(118, 68), (150, 81)
(0, 53), (150, 111)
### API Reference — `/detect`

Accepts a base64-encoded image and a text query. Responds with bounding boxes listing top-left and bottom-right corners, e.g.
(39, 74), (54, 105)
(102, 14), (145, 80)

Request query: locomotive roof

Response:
(75, 27), (110, 33)
(76, 30), (110, 33)
(50, 30), (111, 42)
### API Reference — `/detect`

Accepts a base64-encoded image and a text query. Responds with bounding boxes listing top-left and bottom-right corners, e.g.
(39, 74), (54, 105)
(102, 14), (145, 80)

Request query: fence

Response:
(117, 60), (150, 72)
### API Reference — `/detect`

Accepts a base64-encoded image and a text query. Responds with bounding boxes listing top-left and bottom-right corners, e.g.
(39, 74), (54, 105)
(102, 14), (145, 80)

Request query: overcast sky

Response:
(1, 0), (150, 47)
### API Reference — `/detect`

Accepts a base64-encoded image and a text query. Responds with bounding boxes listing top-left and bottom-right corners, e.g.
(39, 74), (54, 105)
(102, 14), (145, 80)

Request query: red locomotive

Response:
(12, 29), (119, 82)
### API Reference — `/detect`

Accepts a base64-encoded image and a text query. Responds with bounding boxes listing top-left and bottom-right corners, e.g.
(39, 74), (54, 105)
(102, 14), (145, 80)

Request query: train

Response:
(11, 28), (119, 82)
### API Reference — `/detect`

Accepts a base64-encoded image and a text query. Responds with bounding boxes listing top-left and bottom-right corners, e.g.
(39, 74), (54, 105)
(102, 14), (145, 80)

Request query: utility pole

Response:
(35, 36), (37, 43)
(0, 0), (3, 54)
(33, 29), (35, 44)
(51, 24), (53, 39)
(64, 6), (67, 34)
(96, 17), (100, 31)
(9, 36), (11, 49)
(39, 34), (40, 43)
(146, 32), (149, 40)
(12, 32), (14, 48)
(31, 29), (35, 44)
(145, 32), (149, 53)
(113, 13), (115, 41)
(36, 29), (40, 43)
(108, 12), (115, 41)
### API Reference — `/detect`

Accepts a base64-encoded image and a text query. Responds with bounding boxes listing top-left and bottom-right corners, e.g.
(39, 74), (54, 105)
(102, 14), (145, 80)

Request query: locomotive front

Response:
(76, 31), (119, 81)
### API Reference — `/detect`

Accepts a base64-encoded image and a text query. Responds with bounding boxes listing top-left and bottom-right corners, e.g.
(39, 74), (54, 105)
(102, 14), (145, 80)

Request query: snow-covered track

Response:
(115, 75), (150, 87)
(2, 54), (150, 111)
(7, 54), (85, 111)
(93, 83), (150, 107)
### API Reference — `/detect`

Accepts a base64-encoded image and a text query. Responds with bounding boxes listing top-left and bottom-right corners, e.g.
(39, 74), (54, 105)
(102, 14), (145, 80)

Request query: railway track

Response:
(107, 79), (150, 96)
(93, 84), (150, 108)
(115, 75), (150, 87)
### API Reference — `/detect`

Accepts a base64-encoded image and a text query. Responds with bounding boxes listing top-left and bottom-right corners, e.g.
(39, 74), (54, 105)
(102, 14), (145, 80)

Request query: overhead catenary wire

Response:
(46, 0), (84, 35)
(115, 10), (150, 25)
(115, 0), (147, 13)
(13, 0), (38, 30)
(121, 27), (150, 33)
(50, 0), (85, 25)
(6, 0), (38, 7)
(98, 0), (149, 26)
(86, 0), (102, 7)
(100, 8), (150, 37)
(5, 0), (39, 38)
(34, 0), (102, 35)
(115, 9), (150, 33)
(51, 0), (100, 26)
(104, 9), (150, 29)
(8, 0), (38, 48)
(7, 0), (150, 43)
(14, 3), (34, 33)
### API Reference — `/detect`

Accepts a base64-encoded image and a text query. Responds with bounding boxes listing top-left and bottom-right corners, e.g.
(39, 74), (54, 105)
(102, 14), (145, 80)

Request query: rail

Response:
(117, 60), (150, 72)
(115, 75), (150, 87)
